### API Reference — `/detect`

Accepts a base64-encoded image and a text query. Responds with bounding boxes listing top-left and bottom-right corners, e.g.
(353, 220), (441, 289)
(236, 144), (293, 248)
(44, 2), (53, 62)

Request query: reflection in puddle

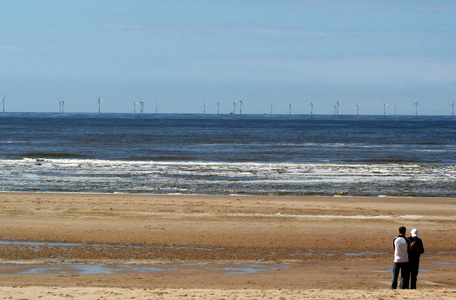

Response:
(13, 263), (285, 275)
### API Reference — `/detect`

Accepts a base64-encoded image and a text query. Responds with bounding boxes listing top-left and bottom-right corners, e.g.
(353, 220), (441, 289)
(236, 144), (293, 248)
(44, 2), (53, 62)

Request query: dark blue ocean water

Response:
(0, 113), (455, 196)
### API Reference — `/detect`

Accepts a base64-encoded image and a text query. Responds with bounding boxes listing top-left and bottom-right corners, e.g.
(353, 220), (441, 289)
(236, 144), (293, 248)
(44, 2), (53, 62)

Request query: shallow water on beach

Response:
(5, 259), (455, 276)
(7, 262), (287, 275)
(0, 240), (392, 263)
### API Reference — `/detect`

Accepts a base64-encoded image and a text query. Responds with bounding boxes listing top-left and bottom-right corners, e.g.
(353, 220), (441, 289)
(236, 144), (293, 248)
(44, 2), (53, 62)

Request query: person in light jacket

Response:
(391, 226), (410, 289)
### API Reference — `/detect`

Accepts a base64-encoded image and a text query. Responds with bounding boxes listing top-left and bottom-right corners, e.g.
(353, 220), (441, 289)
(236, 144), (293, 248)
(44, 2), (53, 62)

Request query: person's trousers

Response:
(409, 260), (420, 289)
(391, 262), (409, 289)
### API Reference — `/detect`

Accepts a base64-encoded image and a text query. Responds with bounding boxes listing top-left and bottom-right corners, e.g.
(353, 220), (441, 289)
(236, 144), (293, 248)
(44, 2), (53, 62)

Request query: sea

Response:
(0, 113), (455, 197)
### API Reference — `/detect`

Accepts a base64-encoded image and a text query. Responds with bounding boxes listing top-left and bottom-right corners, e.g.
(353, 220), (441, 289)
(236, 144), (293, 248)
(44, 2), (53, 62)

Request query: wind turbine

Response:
(61, 100), (64, 113)
(414, 102), (418, 116)
(203, 102), (207, 114)
(140, 100), (144, 113)
(394, 105), (398, 116)
(98, 96), (103, 113)
(383, 102), (388, 115)
(270, 104), (273, 115)
(232, 101), (236, 114)
(289, 103), (292, 115)
(335, 101), (340, 115)
(310, 102), (314, 115)
(217, 102), (220, 114)
(2, 97), (5, 112)
(239, 100), (244, 114)
(356, 104), (360, 115)
(134, 102), (138, 113)
(452, 102), (454, 116)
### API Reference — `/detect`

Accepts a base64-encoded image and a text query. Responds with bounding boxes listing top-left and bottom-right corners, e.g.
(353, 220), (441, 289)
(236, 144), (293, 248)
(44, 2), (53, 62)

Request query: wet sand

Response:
(0, 192), (455, 299)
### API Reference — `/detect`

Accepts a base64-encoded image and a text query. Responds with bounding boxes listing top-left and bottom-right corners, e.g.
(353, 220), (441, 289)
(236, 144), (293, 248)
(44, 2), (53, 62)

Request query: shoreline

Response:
(2, 189), (456, 198)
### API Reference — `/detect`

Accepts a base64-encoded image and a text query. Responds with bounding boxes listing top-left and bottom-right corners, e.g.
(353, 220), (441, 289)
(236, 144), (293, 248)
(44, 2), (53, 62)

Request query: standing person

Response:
(391, 226), (410, 289)
(408, 228), (424, 289)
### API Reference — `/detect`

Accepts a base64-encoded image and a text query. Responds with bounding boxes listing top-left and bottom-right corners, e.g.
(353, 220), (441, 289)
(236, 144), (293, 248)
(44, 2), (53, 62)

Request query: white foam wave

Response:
(13, 158), (428, 169)
(0, 158), (455, 196)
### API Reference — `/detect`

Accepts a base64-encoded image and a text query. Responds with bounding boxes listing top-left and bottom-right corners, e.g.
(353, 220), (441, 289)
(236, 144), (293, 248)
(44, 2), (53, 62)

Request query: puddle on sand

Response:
(344, 251), (386, 256)
(421, 280), (449, 286)
(437, 251), (456, 255)
(0, 241), (83, 247)
(433, 261), (456, 265)
(16, 264), (176, 275)
(204, 264), (289, 275)
(375, 266), (432, 273)
(10, 263), (286, 275)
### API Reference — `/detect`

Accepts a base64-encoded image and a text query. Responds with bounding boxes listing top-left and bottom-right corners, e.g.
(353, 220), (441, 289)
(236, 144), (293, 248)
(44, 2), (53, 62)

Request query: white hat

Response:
(411, 228), (418, 237)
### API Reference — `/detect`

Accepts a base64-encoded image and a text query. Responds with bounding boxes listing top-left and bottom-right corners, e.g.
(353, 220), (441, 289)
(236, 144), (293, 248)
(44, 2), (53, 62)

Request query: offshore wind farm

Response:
(1, 96), (455, 115)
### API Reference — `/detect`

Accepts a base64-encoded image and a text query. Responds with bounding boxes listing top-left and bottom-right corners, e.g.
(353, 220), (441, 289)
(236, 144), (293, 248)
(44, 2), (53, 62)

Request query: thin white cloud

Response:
(0, 46), (54, 51)
(98, 22), (446, 39)
(200, 27), (332, 37)
(98, 22), (333, 37)
(364, 2), (456, 13)
(0, 46), (23, 50)
(100, 24), (146, 29)
(205, 56), (456, 84)
(297, 0), (456, 14)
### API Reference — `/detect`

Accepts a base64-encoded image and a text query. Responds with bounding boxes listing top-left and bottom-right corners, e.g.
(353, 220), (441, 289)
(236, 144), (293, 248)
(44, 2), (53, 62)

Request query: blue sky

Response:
(1, 0), (455, 114)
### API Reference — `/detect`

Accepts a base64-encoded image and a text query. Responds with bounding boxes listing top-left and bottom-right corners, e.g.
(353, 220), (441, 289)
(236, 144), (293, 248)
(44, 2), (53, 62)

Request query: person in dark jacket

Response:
(408, 228), (424, 289)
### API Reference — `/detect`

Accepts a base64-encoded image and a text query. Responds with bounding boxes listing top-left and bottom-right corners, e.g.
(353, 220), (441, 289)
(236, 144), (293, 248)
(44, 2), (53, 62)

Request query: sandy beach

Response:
(0, 192), (455, 299)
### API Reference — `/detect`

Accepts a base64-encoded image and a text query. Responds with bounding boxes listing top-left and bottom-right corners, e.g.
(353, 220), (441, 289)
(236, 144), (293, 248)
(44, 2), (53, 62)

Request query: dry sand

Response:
(0, 192), (455, 299)
(1, 287), (455, 299)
